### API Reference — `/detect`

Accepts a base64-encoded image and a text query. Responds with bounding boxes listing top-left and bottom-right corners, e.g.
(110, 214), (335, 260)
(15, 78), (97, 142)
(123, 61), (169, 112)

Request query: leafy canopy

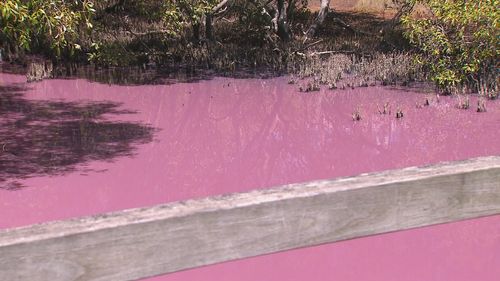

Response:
(402, 0), (499, 91)
(0, 0), (95, 58)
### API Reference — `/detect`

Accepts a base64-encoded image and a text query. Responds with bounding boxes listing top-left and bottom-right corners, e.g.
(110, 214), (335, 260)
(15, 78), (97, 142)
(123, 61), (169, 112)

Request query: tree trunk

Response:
(205, 14), (214, 41)
(305, 0), (331, 40)
(193, 23), (201, 43)
(277, 0), (291, 41)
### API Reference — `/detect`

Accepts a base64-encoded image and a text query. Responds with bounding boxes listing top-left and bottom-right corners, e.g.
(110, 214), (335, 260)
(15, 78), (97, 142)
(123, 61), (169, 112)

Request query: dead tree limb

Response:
(304, 0), (331, 41)
(206, 0), (233, 41)
(385, 1), (416, 32)
(213, 0), (232, 14)
(332, 18), (374, 36)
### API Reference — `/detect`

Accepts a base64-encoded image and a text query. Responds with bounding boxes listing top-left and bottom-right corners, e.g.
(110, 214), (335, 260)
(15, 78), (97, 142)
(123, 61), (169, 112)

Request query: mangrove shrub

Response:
(402, 0), (499, 94)
(0, 0), (95, 59)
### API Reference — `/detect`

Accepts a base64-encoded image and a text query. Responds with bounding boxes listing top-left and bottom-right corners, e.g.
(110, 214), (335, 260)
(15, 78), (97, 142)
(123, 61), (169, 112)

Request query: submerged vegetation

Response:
(0, 0), (498, 97)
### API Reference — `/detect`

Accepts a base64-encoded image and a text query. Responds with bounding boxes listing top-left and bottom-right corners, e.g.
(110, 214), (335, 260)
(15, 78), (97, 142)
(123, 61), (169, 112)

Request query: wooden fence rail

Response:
(1, 156), (500, 281)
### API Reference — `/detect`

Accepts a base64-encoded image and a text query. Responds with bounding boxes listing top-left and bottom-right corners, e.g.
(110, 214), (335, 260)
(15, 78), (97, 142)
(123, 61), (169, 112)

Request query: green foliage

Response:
(401, 0), (499, 91)
(0, 0), (95, 59)
(163, 0), (219, 36)
(162, 0), (308, 40)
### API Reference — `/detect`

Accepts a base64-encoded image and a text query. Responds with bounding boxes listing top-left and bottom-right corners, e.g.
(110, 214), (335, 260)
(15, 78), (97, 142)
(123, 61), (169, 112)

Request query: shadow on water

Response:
(0, 84), (155, 190)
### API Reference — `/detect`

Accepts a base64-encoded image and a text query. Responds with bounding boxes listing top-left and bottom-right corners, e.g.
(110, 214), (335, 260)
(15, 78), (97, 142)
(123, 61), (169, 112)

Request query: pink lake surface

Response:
(0, 70), (499, 280)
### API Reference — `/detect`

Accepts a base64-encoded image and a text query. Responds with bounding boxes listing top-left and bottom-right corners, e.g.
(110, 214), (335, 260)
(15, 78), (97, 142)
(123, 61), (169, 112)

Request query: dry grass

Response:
(289, 51), (423, 92)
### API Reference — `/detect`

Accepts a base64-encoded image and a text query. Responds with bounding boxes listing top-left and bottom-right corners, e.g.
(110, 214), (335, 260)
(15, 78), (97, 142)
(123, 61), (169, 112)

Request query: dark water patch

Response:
(0, 84), (155, 190)
(2, 62), (286, 87)
(62, 66), (286, 86)
(0, 63), (27, 76)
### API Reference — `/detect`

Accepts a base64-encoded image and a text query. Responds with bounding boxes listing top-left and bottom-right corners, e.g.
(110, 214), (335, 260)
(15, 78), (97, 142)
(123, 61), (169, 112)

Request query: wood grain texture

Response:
(1, 156), (500, 281)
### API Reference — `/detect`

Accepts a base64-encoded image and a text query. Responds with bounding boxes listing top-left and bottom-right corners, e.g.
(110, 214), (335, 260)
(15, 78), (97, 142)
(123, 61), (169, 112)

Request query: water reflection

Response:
(63, 66), (282, 86)
(0, 84), (155, 190)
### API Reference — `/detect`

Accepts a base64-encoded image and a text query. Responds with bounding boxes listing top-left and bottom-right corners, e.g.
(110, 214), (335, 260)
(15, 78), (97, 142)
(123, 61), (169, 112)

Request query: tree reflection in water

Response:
(0, 84), (155, 190)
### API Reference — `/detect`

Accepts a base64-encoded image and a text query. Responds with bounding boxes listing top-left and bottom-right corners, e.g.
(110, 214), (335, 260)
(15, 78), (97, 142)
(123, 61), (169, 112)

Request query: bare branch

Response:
(304, 0), (331, 41)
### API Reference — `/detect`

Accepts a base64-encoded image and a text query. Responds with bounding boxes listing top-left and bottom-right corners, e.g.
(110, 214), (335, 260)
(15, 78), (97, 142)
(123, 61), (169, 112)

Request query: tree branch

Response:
(304, 0), (331, 41)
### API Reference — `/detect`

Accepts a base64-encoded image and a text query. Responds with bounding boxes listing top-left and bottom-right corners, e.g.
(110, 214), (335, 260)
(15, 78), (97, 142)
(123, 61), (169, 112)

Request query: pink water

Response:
(1, 71), (499, 280)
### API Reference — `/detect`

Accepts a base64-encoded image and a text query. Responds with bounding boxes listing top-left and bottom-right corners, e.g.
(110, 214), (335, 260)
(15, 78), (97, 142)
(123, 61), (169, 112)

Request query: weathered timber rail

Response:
(1, 156), (499, 281)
